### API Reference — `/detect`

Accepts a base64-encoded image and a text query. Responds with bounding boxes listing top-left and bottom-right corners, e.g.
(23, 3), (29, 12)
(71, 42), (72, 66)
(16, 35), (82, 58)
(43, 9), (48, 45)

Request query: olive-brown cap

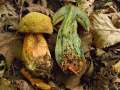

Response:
(18, 12), (53, 34)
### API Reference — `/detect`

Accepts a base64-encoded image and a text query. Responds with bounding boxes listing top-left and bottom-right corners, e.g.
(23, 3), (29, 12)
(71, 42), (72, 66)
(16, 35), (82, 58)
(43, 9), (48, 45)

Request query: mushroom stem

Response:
(22, 33), (52, 77)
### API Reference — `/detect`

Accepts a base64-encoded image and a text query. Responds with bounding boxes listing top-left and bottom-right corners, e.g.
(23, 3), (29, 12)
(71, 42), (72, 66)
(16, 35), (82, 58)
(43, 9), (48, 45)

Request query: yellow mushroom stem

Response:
(22, 34), (52, 77)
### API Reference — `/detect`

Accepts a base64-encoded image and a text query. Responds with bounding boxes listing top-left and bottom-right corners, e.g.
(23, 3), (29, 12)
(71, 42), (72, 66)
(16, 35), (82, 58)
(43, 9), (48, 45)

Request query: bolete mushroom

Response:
(18, 12), (53, 77)
(53, 5), (89, 74)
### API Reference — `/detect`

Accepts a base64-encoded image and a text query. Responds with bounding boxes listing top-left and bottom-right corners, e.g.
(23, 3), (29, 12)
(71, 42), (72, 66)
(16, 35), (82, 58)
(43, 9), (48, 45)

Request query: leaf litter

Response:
(0, 0), (120, 90)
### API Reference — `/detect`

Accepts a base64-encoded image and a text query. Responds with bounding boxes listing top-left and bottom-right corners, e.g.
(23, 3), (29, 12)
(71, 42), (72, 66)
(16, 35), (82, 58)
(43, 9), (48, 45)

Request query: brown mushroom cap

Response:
(18, 12), (53, 34)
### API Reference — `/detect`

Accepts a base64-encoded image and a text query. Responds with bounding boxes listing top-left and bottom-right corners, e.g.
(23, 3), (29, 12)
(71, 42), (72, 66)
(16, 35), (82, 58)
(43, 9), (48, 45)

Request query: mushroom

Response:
(53, 5), (89, 74)
(18, 12), (53, 77)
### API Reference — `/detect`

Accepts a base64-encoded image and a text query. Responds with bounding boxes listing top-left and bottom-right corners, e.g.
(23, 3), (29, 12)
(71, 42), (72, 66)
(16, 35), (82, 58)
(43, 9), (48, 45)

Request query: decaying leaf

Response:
(77, 0), (95, 15)
(15, 79), (33, 90)
(112, 60), (120, 73)
(90, 12), (120, 48)
(0, 54), (6, 77)
(94, 2), (117, 13)
(0, 1), (18, 31)
(111, 13), (120, 28)
(112, 77), (120, 83)
(0, 78), (16, 90)
(25, 0), (54, 16)
(90, 74), (110, 90)
(72, 85), (83, 90)
(21, 68), (52, 90)
(28, 4), (54, 16)
(0, 0), (6, 5)
(64, 75), (81, 89)
(0, 32), (22, 66)
(80, 32), (92, 54)
(113, 0), (120, 11)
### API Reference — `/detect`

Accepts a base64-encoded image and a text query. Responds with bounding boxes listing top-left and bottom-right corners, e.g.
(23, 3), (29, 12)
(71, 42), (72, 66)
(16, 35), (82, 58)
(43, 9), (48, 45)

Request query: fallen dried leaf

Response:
(0, 1), (18, 32)
(0, 32), (22, 66)
(90, 12), (120, 48)
(21, 68), (52, 90)
(77, 0), (95, 15)
(80, 32), (92, 53)
(112, 60), (120, 73)
(15, 79), (33, 90)
(0, 54), (6, 77)
(0, 0), (6, 5)
(64, 75), (81, 89)
(111, 13), (120, 28)
(25, 0), (54, 16)
(0, 78), (16, 90)
(112, 77), (120, 83)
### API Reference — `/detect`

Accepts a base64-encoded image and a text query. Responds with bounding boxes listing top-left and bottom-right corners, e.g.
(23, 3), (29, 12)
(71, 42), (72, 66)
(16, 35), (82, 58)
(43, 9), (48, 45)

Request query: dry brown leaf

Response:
(90, 12), (120, 48)
(21, 68), (52, 90)
(0, 0), (6, 5)
(0, 1), (18, 31)
(112, 77), (120, 83)
(0, 78), (16, 90)
(72, 85), (84, 90)
(0, 54), (6, 77)
(28, 4), (54, 16)
(15, 80), (33, 90)
(0, 32), (22, 66)
(0, 1), (19, 33)
(64, 75), (81, 89)
(90, 74), (109, 90)
(80, 32), (92, 53)
(112, 60), (120, 73)
(25, 0), (54, 17)
(78, 0), (95, 16)
(95, 2), (117, 13)
(63, 64), (87, 90)
(111, 13), (120, 28)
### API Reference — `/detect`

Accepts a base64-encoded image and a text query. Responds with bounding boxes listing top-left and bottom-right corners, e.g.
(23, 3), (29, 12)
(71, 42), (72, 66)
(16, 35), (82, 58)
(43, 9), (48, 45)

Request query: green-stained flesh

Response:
(53, 4), (90, 74)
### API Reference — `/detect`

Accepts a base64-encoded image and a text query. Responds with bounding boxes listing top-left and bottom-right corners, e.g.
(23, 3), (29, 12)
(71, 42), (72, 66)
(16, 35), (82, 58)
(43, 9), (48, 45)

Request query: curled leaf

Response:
(112, 60), (120, 73)
(15, 80), (33, 90)
(90, 12), (120, 48)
